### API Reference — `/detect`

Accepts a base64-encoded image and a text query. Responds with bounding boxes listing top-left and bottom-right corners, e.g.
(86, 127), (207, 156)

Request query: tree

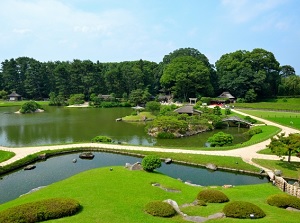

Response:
(244, 89), (257, 102)
(160, 56), (213, 101)
(141, 155), (161, 172)
(145, 101), (161, 114)
(267, 133), (300, 162)
(207, 132), (234, 147)
(68, 94), (85, 105)
(129, 88), (151, 105)
(280, 65), (296, 78)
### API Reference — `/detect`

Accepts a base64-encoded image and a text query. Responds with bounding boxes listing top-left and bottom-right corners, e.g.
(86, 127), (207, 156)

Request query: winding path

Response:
(1, 109), (300, 171)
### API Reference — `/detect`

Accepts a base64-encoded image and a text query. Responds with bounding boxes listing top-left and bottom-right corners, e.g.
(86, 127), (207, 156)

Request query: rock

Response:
(164, 199), (184, 216)
(222, 184), (233, 188)
(72, 158), (77, 163)
(286, 207), (300, 212)
(206, 163), (217, 171)
(38, 153), (47, 160)
(293, 182), (299, 187)
(165, 158), (172, 164)
(130, 162), (142, 171)
(79, 152), (95, 159)
(274, 169), (282, 176)
(125, 163), (132, 168)
(24, 165), (36, 170)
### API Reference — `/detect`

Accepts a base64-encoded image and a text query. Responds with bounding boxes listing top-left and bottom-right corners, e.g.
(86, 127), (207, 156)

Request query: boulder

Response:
(24, 165), (36, 170)
(130, 162), (142, 171)
(79, 152), (95, 159)
(274, 169), (282, 176)
(165, 158), (172, 164)
(206, 163), (217, 171)
(38, 153), (47, 160)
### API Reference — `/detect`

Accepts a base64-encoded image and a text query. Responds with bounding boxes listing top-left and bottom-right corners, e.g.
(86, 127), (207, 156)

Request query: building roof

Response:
(8, 91), (21, 97)
(174, 105), (202, 115)
(218, 91), (235, 99)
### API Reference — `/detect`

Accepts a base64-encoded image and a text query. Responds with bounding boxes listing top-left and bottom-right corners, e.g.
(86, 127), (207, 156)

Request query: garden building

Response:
(8, 91), (22, 101)
(174, 105), (202, 116)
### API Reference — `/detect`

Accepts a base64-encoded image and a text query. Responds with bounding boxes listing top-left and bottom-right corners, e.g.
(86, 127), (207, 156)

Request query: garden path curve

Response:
(1, 109), (300, 171)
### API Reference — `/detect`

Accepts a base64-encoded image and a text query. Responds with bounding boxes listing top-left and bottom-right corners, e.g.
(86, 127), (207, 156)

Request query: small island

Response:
(15, 101), (44, 114)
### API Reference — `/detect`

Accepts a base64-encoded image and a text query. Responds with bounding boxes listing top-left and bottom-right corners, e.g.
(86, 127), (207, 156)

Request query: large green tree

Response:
(267, 133), (300, 162)
(160, 56), (213, 101)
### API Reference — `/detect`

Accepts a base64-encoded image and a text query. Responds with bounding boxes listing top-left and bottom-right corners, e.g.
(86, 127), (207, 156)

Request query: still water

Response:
(0, 152), (268, 204)
(0, 106), (249, 147)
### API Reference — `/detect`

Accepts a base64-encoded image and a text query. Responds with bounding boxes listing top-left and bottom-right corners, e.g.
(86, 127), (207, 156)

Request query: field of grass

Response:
(0, 100), (49, 107)
(122, 111), (156, 121)
(237, 109), (300, 130)
(253, 159), (300, 179)
(0, 150), (15, 163)
(0, 167), (298, 223)
(234, 98), (300, 111)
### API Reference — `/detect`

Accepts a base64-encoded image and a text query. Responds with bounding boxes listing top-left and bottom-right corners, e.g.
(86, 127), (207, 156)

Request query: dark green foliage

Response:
(267, 194), (300, 209)
(49, 92), (67, 106)
(223, 201), (266, 219)
(141, 155), (162, 172)
(145, 101), (161, 114)
(91, 135), (112, 143)
(213, 106), (222, 115)
(224, 108), (231, 115)
(0, 198), (81, 223)
(144, 201), (176, 217)
(244, 116), (257, 124)
(245, 127), (263, 137)
(196, 200), (207, 206)
(19, 101), (42, 113)
(157, 132), (175, 139)
(207, 132), (234, 147)
(68, 93), (85, 105)
(197, 189), (229, 203)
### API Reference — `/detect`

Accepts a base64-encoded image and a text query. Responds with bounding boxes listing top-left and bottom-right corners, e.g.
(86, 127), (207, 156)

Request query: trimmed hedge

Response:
(245, 127), (263, 137)
(91, 135), (112, 143)
(223, 201), (266, 219)
(142, 155), (162, 172)
(197, 189), (229, 203)
(267, 194), (300, 210)
(144, 201), (176, 217)
(0, 198), (80, 223)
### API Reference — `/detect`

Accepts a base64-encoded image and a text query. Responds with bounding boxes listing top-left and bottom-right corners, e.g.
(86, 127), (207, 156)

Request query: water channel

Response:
(0, 152), (268, 204)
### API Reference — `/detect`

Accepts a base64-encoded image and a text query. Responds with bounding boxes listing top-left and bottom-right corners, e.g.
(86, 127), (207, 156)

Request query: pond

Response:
(0, 152), (269, 204)
(0, 106), (249, 147)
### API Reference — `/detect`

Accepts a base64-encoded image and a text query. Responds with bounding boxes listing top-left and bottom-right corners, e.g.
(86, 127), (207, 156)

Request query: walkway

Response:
(1, 109), (300, 172)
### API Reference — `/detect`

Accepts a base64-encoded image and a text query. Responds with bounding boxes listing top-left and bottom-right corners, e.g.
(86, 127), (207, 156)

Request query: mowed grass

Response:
(122, 111), (156, 121)
(0, 100), (49, 107)
(0, 150), (15, 163)
(234, 98), (300, 111)
(237, 109), (300, 130)
(253, 159), (300, 179)
(0, 166), (298, 223)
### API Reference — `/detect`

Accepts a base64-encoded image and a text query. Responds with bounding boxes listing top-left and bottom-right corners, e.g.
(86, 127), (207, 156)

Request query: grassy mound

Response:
(144, 201), (176, 217)
(197, 189), (229, 203)
(267, 194), (300, 209)
(223, 201), (266, 219)
(0, 198), (80, 223)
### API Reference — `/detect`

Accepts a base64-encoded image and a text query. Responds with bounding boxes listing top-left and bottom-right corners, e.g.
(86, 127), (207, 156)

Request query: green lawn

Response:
(253, 159), (300, 179)
(237, 109), (300, 130)
(0, 167), (298, 223)
(122, 111), (156, 121)
(234, 98), (300, 111)
(0, 150), (15, 163)
(0, 100), (49, 107)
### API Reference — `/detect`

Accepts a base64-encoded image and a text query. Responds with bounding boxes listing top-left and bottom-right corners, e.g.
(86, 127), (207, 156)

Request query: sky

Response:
(0, 0), (299, 73)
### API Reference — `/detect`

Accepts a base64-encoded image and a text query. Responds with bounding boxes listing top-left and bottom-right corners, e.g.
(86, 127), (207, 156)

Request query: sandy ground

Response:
(1, 109), (299, 172)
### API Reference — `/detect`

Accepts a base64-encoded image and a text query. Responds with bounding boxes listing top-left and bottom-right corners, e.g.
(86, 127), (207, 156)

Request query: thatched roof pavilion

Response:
(174, 105), (202, 116)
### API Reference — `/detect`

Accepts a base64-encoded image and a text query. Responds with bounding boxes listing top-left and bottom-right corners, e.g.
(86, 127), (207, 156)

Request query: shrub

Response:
(267, 194), (300, 210)
(20, 101), (42, 113)
(91, 135), (112, 143)
(207, 132), (234, 147)
(244, 116), (257, 124)
(245, 127), (263, 137)
(68, 94), (85, 105)
(197, 200), (207, 206)
(144, 201), (176, 217)
(197, 189), (229, 203)
(223, 201), (266, 219)
(0, 198), (80, 223)
(157, 132), (175, 139)
(142, 155), (161, 172)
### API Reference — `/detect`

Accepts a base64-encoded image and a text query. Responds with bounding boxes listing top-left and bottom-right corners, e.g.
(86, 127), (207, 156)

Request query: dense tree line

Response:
(0, 48), (298, 102)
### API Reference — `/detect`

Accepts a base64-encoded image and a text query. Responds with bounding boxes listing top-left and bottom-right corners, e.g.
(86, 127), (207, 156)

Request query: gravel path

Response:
(1, 109), (300, 170)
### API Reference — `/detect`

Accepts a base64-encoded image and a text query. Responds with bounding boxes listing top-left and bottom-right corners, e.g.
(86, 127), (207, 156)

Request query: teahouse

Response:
(8, 91), (22, 101)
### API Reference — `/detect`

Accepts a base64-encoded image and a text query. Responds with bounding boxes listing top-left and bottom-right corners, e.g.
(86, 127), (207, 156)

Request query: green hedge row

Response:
(267, 194), (300, 209)
(0, 198), (80, 223)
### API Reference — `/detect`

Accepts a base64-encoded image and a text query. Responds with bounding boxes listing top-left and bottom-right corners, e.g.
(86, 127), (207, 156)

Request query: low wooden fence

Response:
(274, 176), (300, 198)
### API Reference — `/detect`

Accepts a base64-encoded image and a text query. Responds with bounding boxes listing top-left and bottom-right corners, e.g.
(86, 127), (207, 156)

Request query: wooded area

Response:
(0, 48), (299, 102)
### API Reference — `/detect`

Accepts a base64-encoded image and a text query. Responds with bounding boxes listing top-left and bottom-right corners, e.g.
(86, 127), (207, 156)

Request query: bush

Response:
(0, 198), (80, 223)
(157, 132), (175, 139)
(196, 200), (207, 206)
(91, 135), (112, 143)
(68, 94), (85, 105)
(20, 101), (42, 114)
(144, 201), (176, 217)
(245, 127), (263, 137)
(244, 116), (257, 124)
(207, 132), (234, 147)
(223, 201), (266, 219)
(197, 189), (229, 203)
(267, 194), (300, 210)
(142, 155), (161, 172)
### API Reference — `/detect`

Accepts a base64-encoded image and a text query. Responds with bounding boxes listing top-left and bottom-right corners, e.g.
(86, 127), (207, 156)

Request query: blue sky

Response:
(0, 0), (299, 73)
